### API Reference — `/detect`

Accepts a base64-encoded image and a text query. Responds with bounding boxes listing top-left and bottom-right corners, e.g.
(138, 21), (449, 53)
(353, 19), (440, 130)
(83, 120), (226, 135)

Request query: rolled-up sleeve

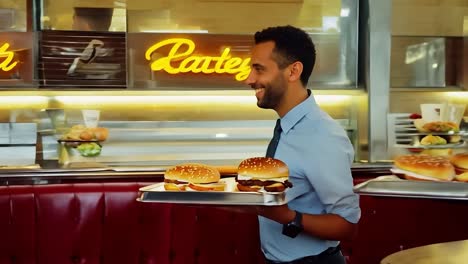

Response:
(303, 130), (361, 224)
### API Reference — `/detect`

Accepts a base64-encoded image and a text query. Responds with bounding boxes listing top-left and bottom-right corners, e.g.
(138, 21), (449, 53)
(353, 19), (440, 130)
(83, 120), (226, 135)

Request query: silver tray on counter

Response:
(137, 182), (286, 206)
(394, 140), (466, 149)
(354, 176), (468, 200)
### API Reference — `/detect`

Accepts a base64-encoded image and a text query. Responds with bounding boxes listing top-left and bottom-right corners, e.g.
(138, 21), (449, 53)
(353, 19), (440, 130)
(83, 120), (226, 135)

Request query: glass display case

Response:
(0, 0), (27, 32)
(39, 0), (126, 31)
(386, 0), (468, 159)
(390, 0), (467, 90)
(0, 0), (368, 168)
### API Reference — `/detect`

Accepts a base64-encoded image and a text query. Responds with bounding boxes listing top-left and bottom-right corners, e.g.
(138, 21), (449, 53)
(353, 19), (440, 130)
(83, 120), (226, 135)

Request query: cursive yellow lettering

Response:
(213, 48), (231, 74)
(145, 38), (195, 74)
(224, 58), (242, 73)
(199, 57), (215, 74)
(145, 38), (251, 81)
(179, 56), (202, 73)
(235, 58), (251, 81)
(0, 43), (18, 72)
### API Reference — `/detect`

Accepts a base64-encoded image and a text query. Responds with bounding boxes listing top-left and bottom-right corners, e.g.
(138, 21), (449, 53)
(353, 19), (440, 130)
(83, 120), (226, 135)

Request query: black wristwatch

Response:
(282, 211), (303, 238)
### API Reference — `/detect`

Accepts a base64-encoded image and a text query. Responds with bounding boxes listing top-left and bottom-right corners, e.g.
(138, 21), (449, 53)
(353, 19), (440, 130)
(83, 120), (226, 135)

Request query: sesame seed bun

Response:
(393, 154), (455, 181)
(164, 163), (220, 184)
(237, 157), (289, 179)
(450, 153), (468, 174)
(236, 157), (291, 192)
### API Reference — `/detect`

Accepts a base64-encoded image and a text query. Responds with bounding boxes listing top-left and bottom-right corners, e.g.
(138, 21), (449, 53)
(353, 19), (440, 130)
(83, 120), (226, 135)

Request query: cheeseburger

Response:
(455, 172), (468, 182)
(391, 154), (455, 181)
(236, 157), (292, 192)
(423, 121), (459, 133)
(164, 163), (225, 191)
(414, 120), (459, 133)
(450, 153), (468, 174)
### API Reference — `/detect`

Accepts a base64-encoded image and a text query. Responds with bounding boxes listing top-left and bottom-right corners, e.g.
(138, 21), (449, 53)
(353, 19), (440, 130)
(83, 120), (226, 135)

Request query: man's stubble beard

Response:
(257, 74), (287, 110)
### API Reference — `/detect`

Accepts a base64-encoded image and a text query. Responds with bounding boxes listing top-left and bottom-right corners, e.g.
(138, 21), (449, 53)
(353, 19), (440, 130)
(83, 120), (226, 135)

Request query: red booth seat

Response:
(0, 183), (265, 264)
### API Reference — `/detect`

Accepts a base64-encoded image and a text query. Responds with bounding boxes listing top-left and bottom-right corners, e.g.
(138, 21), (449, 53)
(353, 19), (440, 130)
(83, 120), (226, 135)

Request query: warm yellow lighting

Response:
(314, 95), (352, 105)
(0, 91), (354, 112)
(145, 38), (251, 81)
(52, 94), (352, 108)
(0, 96), (49, 108)
(0, 43), (18, 72)
(446, 92), (468, 100)
(54, 95), (257, 106)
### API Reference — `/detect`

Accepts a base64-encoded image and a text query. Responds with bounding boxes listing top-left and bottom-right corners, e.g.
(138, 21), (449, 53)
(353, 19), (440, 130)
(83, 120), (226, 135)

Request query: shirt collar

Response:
(280, 89), (319, 134)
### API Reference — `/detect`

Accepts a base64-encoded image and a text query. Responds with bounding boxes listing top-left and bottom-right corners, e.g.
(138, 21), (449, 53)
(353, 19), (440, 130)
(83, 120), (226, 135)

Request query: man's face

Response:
(245, 41), (288, 110)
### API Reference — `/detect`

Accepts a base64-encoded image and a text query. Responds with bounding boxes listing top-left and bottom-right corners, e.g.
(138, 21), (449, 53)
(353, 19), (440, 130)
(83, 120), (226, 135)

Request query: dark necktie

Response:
(266, 119), (282, 158)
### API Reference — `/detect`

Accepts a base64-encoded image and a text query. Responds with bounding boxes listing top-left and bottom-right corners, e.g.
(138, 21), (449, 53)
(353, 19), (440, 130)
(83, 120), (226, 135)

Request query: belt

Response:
(265, 245), (342, 264)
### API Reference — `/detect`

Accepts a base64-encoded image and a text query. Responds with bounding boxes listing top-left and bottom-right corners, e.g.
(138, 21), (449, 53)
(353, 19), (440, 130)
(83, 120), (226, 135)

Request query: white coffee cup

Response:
(420, 104), (443, 122)
(82, 110), (100, 128)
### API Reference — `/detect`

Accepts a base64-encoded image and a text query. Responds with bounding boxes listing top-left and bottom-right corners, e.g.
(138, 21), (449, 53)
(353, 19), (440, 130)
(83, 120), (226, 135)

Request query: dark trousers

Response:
(264, 246), (345, 264)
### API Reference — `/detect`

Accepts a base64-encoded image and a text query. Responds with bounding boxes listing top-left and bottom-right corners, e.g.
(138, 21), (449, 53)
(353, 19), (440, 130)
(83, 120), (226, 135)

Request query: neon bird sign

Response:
(145, 38), (251, 81)
(0, 43), (18, 72)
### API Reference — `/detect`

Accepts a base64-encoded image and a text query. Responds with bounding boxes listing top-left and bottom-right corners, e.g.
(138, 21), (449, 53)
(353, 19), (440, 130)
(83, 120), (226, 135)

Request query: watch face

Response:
(282, 223), (303, 238)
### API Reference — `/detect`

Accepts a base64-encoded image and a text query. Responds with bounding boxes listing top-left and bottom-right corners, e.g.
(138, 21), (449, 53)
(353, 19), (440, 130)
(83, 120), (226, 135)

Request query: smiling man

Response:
(243, 25), (361, 264)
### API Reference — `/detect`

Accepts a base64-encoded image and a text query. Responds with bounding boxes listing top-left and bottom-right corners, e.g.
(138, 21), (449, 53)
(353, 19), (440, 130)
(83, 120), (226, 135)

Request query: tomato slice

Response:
(409, 113), (422, 119)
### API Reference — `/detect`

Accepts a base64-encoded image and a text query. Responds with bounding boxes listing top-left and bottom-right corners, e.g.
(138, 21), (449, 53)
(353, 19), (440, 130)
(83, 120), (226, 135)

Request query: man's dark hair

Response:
(254, 25), (316, 87)
(74, 7), (114, 31)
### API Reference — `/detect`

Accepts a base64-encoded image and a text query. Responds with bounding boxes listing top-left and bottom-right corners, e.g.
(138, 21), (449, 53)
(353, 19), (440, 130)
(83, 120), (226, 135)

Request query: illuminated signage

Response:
(145, 38), (251, 81)
(0, 43), (18, 72)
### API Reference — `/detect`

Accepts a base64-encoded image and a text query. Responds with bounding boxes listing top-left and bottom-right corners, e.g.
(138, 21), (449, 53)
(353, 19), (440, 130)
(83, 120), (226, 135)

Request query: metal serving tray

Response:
(354, 177), (468, 200)
(390, 115), (467, 149)
(394, 140), (466, 149)
(137, 182), (286, 206)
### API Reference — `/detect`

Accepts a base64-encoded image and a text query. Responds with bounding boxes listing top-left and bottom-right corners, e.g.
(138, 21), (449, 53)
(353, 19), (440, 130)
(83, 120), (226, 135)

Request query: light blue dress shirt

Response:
(260, 90), (361, 262)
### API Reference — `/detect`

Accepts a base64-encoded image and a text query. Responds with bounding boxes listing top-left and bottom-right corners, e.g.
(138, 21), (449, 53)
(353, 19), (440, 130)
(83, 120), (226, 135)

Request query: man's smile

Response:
(254, 88), (265, 98)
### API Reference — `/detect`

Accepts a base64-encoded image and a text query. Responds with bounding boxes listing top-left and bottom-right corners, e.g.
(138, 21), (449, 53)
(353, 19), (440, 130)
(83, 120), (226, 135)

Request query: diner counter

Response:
(3, 161), (468, 202)
(1, 162), (467, 264)
(0, 161), (392, 185)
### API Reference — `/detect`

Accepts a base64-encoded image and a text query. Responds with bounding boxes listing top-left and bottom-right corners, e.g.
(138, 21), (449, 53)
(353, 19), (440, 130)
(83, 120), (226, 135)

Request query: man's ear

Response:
(288, 61), (303, 82)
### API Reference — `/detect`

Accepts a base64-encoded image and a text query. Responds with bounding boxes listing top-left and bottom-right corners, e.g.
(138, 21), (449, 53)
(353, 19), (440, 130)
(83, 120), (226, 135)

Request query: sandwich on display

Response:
(59, 124), (109, 157)
(163, 163), (226, 191)
(139, 157), (292, 205)
(236, 157), (293, 192)
(413, 120), (462, 146)
(391, 154), (455, 182)
(407, 103), (466, 149)
(391, 153), (468, 183)
(450, 153), (468, 182)
(162, 157), (294, 193)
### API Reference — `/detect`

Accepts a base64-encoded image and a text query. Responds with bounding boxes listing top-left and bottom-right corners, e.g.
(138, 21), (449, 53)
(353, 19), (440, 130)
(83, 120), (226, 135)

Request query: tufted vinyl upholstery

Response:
(0, 183), (265, 264)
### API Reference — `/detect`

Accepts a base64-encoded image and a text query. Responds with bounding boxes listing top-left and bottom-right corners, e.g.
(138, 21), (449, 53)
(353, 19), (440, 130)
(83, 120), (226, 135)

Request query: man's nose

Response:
(244, 72), (255, 86)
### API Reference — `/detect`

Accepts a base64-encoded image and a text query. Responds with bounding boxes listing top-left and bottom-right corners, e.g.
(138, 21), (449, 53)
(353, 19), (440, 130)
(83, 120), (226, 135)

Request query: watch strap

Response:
(293, 210), (303, 227)
(282, 210), (303, 238)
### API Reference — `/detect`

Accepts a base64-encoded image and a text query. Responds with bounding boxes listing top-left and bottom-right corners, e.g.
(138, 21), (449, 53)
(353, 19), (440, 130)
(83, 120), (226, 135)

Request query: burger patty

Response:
(164, 179), (187, 184)
(237, 179), (293, 188)
(164, 179), (219, 185)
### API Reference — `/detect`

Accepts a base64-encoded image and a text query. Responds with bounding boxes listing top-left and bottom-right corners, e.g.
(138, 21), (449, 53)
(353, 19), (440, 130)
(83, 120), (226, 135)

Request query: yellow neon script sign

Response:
(145, 38), (251, 81)
(0, 43), (18, 72)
